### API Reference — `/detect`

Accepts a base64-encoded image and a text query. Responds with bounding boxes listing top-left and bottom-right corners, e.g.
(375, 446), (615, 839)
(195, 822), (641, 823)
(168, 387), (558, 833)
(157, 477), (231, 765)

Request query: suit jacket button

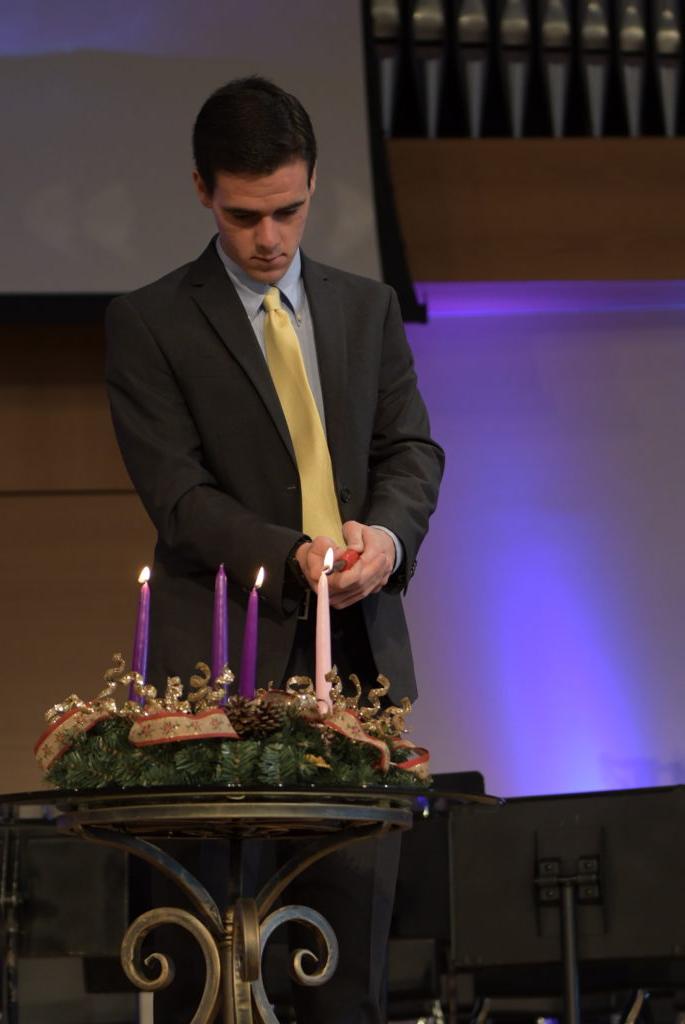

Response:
(339, 487), (352, 503)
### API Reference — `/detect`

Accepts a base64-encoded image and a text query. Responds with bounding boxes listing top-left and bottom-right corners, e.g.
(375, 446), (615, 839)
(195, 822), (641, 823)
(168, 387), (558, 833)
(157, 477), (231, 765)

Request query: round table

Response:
(0, 786), (494, 1023)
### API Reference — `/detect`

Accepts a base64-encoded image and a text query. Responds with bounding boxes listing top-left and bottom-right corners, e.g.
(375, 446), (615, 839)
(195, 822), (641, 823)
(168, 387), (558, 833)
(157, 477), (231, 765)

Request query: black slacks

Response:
(284, 831), (402, 1024)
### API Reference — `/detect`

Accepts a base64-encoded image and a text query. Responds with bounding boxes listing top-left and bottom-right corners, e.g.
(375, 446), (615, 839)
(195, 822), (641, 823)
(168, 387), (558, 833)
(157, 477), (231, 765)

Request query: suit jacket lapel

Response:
(188, 241), (296, 464)
(302, 255), (348, 475)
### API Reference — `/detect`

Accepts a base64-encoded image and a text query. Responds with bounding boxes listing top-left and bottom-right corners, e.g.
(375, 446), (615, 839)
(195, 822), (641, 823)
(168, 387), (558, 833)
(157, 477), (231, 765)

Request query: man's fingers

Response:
(310, 534), (339, 557)
(300, 536), (348, 587)
(322, 526), (393, 609)
(328, 561), (363, 591)
(327, 552), (391, 607)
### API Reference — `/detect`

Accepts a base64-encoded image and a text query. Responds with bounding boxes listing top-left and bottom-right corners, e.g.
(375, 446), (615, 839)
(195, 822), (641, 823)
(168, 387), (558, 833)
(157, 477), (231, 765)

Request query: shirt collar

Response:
(215, 238), (303, 321)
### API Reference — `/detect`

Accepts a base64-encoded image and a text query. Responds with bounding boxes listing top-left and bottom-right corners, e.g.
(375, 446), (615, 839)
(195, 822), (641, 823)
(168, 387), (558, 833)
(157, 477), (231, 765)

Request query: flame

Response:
(255, 566), (265, 589)
(323, 547), (334, 573)
(138, 566), (151, 585)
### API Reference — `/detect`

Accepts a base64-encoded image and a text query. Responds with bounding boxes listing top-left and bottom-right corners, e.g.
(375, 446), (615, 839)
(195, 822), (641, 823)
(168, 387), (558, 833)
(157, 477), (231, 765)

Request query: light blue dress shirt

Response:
(215, 240), (326, 426)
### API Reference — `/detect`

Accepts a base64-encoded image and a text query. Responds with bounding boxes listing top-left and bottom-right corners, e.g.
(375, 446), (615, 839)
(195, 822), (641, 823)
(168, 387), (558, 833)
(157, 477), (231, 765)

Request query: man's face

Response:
(193, 159), (315, 284)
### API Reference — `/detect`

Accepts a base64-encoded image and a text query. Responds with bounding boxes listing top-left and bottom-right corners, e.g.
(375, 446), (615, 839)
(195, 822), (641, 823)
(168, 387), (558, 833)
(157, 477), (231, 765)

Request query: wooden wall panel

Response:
(0, 493), (155, 792)
(387, 138), (685, 281)
(0, 324), (130, 492)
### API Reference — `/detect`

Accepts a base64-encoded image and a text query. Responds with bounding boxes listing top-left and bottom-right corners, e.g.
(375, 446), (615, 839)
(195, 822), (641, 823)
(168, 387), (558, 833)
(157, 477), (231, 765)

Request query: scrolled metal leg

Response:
(223, 898), (261, 1024)
(121, 906), (222, 1024)
(233, 898), (261, 982)
(58, 793), (414, 1022)
(79, 825), (224, 936)
(251, 905), (339, 1024)
(244, 823), (391, 1018)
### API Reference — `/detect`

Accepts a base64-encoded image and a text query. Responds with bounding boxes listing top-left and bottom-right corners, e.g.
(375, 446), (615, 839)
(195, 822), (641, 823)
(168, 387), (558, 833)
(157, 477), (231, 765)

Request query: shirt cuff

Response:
(370, 525), (404, 574)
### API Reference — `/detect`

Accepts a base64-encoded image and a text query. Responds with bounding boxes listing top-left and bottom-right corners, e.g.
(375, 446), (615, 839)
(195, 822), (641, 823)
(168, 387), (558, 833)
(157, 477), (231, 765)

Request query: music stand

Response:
(448, 785), (685, 1024)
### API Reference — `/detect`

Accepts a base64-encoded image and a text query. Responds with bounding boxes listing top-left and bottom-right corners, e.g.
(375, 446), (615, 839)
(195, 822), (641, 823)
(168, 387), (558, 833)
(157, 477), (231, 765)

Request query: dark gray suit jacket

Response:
(105, 240), (444, 701)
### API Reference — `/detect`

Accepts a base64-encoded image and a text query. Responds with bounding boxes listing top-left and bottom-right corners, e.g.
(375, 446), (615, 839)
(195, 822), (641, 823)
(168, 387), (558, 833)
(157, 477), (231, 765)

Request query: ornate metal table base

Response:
(56, 788), (415, 1024)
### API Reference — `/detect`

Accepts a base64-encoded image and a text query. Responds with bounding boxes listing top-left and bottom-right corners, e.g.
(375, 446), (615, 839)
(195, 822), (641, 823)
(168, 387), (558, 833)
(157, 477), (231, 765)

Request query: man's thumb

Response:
(342, 520), (364, 551)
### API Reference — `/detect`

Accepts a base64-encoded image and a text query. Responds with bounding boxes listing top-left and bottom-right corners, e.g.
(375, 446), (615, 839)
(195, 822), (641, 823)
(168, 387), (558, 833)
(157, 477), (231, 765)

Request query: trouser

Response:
(284, 831), (402, 1024)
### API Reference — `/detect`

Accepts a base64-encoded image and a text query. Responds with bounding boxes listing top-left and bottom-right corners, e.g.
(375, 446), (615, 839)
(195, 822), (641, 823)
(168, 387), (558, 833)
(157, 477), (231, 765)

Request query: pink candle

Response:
(129, 567), (150, 701)
(211, 564), (228, 680)
(315, 548), (334, 711)
(239, 567), (264, 699)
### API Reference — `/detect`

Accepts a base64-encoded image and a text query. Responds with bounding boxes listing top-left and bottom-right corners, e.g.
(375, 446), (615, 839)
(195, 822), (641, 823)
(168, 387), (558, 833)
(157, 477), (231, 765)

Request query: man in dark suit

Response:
(106, 77), (443, 1023)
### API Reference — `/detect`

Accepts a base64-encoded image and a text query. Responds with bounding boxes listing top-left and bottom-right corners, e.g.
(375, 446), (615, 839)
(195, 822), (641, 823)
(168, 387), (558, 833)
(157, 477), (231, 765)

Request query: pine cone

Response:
(226, 695), (258, 737)
(251, 699), (287, 738)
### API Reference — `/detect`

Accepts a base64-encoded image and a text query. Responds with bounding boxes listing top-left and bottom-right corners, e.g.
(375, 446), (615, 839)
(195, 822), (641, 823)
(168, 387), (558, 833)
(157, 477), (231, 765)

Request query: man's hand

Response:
(327, 521), (394, 609)
(293, 535), (344, 591)
(293, 523), (394, 609)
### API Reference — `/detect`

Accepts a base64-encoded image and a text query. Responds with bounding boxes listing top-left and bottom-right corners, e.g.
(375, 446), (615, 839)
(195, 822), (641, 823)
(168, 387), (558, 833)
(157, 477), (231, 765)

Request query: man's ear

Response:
(192, 169), (212, 209)
(309, 164), (317, 196)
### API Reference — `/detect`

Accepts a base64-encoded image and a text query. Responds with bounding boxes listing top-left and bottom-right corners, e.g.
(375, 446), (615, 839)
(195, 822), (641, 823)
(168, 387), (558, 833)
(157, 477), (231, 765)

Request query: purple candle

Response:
(129, 567), (150, 701)
(211, 564), (228, 680)
(239, 567), (264, 698)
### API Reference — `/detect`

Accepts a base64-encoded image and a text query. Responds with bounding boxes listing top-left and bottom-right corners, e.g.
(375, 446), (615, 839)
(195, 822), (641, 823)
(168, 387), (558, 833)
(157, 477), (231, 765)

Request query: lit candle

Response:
(315, 548), (334, 711)
(239, 567), (264, 699)
(211, 564), (228, 680)
(130, 566), (150, 701)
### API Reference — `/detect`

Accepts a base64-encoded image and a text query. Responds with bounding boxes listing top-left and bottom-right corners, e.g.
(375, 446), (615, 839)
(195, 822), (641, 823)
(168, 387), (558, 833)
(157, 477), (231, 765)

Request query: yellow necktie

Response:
(263, 287), (344, 546)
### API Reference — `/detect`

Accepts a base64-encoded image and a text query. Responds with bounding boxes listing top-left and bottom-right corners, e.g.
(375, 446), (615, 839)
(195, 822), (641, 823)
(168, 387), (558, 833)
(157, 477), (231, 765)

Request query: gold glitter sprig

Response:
(188, 661), (234, 710)
(42, 654), (415, 739)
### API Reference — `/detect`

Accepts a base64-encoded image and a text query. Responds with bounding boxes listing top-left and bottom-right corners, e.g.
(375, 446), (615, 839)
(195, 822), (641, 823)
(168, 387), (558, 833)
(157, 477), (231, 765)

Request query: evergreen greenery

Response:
(46, 715), (429, 791)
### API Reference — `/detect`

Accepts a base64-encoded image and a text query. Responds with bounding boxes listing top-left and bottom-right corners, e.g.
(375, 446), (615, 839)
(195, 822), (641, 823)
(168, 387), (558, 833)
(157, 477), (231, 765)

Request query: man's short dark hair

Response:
(193, 76), (317, 193)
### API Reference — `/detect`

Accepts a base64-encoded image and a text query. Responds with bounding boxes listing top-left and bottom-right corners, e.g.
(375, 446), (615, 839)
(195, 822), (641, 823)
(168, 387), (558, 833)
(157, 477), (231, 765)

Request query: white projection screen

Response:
(1, 1), (381, 293)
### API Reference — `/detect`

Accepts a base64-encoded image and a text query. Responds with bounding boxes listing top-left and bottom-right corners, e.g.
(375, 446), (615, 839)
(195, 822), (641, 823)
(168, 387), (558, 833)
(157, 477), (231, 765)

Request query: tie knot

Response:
(263, 287), (282, 314)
